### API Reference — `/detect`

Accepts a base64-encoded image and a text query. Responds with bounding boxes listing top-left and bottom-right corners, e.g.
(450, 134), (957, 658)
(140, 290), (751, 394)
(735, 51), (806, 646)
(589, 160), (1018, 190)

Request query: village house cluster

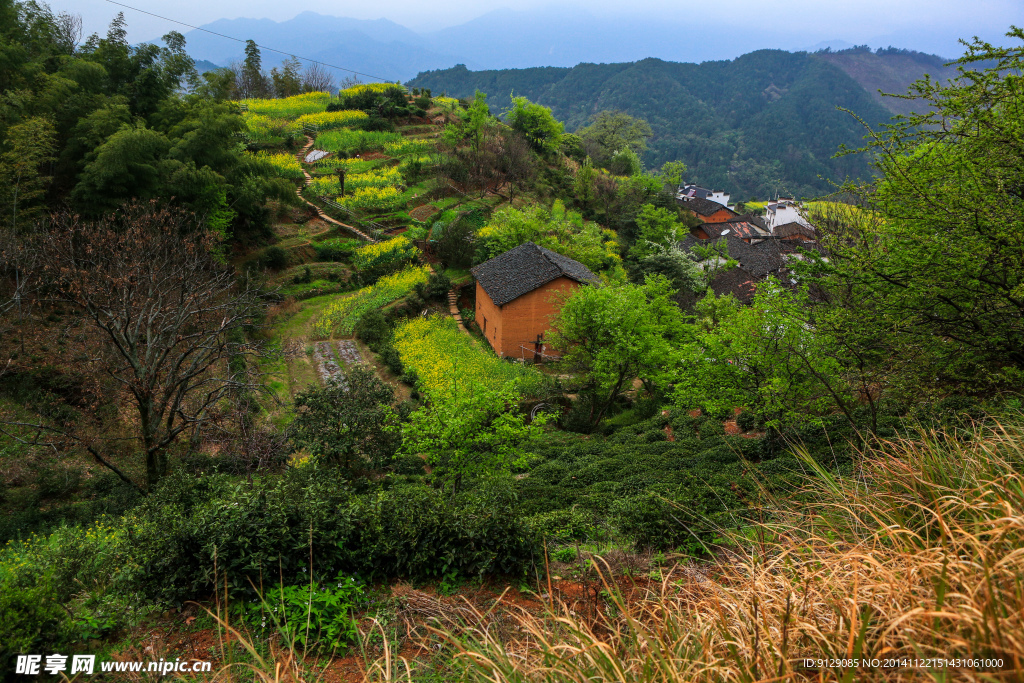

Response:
(676, 183), (822, 304)
(470, 183), (823, 360)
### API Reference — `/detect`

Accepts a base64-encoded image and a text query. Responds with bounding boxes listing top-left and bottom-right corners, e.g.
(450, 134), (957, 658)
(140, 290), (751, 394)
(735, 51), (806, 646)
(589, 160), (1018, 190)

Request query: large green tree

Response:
(291, 366), (401, 475)
(577, 111), (652, 168)
(549, 274), (683, 427)
(505, 95), (563, 155)
(813, 28), (1024, 387)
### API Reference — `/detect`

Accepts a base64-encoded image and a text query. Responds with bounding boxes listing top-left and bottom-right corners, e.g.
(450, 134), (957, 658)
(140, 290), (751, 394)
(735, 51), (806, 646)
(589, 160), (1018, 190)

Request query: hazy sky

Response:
(53, 0), (1020, 57)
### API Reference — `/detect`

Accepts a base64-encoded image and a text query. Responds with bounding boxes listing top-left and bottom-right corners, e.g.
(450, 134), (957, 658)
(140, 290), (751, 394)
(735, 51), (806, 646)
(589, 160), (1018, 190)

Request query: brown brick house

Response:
(471, 242), (599, 359)
(679, 196), (739, 223)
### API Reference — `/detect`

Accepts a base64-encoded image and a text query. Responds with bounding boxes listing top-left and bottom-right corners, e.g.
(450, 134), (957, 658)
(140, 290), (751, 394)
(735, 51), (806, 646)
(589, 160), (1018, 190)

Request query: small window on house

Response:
(482, 317), (487, 333)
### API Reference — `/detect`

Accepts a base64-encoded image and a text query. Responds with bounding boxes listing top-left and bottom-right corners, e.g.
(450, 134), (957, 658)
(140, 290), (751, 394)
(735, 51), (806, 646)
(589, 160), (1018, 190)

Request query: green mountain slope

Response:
(408, 50), (907, 198)
(815, 48), (958, 117)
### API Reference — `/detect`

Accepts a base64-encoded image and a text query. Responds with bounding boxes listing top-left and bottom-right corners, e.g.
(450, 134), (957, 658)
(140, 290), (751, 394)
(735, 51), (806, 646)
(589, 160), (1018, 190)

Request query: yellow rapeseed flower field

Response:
(313, 265), (429, 337)
(393, 317), (543, 400)
(294, 110), (368, 130)
(241, 92), (332, 118)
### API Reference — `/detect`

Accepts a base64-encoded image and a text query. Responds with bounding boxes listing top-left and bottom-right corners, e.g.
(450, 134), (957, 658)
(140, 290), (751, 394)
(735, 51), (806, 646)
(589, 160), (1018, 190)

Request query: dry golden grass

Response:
(439, 422), (1024, 682)
(175, 421), (1024, 682)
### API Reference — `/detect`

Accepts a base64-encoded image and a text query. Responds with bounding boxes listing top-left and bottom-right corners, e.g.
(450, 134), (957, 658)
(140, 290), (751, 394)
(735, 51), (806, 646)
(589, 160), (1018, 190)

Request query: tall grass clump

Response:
(430, 420), (1024, 682)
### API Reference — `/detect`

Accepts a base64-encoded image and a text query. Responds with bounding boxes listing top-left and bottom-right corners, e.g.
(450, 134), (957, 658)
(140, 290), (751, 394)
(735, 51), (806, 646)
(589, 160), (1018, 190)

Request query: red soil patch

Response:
(409, 204), (439, 221)
(356, 152), (390, 160)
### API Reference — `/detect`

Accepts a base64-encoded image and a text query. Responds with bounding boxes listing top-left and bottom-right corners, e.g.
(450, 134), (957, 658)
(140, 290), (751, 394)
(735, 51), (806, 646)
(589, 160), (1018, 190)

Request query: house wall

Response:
(702, 208), (737, 223)
(475, 277), (581, 358)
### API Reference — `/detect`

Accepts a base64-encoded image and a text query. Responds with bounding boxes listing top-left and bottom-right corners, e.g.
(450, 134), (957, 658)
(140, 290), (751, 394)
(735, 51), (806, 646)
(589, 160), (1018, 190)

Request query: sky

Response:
(52, 0), (1020, 59)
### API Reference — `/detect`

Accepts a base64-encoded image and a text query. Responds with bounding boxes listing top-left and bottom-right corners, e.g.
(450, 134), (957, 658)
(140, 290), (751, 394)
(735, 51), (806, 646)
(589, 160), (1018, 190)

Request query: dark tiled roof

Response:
(471, 241), (599, 306)
(778, 240), (828, 257)
(678, 234), (785, 278)
(709, 267), (759, 303)
(679, 196), (736, 217)
(727, 213), (769, 231)
(717, 220), (769, 240)
(773, 221), (817, 239)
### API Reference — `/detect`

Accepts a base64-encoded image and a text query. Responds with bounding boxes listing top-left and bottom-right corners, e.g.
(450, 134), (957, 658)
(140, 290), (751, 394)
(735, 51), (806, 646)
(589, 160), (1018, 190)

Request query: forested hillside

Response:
(408, 49), (936, 198)
(2, 1), (1023, 676)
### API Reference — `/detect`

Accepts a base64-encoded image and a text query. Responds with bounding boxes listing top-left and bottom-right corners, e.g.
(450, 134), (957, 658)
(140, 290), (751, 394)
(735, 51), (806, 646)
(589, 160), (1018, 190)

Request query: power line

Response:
(103, 0), (395, 82)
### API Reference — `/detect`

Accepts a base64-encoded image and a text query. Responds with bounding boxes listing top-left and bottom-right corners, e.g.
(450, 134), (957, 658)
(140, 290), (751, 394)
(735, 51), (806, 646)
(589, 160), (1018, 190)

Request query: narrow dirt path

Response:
(295, 136), (377, 243)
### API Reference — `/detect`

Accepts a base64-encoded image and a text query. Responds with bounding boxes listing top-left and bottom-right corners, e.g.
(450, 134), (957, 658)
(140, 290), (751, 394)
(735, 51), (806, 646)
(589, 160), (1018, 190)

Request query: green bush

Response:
(393, 454), (426, 475)
(239, 575), (364, 651)
(119, 469), (534, 604)
(262, 246), (289, 270)
(314, 238), (361, 262)
(355, 309), (392, 349)
(736, 410), (759, 431)
(0, 577), (68, 670)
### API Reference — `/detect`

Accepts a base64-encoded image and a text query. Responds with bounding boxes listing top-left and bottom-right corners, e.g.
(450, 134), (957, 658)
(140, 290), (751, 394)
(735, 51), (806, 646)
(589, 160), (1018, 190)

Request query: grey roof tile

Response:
(471, 241), (599, 306)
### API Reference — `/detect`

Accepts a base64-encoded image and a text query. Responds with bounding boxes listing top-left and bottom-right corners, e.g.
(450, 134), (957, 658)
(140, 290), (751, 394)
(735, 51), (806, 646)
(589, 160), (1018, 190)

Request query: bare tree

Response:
(54, 11), (83, 53)
(2, 203), (266, 493)
(496, 129), (536, 202)
(338, 74), (363, 90)
(302, 62), (336, 94)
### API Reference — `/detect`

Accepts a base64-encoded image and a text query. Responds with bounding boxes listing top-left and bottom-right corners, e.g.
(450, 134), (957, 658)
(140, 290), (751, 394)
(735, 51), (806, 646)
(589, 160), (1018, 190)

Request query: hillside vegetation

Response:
(1, 3), (1023, 679)
(408, 48), (956, 198)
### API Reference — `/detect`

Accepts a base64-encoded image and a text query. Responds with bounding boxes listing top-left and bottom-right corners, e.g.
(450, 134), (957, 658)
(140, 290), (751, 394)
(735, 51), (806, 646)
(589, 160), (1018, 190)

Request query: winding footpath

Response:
(295, 136), (377, 243)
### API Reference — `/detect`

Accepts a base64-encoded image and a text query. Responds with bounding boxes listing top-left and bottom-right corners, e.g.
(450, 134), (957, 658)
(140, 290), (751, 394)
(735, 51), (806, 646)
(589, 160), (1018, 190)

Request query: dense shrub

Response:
(117, 469), (534, 604)
(355, 309), (392, 349)
(262, 246), (289, 270)
(736, 409), (759, 431)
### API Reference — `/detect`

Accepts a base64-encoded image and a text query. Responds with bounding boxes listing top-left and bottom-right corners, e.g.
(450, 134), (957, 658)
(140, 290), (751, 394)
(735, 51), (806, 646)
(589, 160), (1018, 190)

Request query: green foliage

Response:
(813, 30), (1024, 387)
(674, 282), (849, 429)
(608, 148), (642, 176)
(0, 116), (57, 230)
(407, 52), (898, 197)
(549, 275), (684, 427)
(313, 129), (403, 155)
(632, 204), (682, 258)
(247, 575), (364, 651)
(117, 468), (535, 603)
(314, 237), (362, 262)
(443, 90), (494, 150)
(505, 95), (563, 155)
(659, 160), (686, 188)
(560, 133), (586, 162)
(262, 245), (289, 270)
(577, 111), (652, 169)
(290, 366), (400, 474)
(475, 200), (622, 276)
(401, 384), (550, 493)
(354, 309), (392, 349)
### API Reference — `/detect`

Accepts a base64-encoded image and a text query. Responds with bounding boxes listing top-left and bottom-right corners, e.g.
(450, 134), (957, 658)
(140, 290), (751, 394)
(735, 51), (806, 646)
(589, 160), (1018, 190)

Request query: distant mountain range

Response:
(179, 9), (958, 83)
(408, 48), (959, 199)
(180, 11), (962, 198)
